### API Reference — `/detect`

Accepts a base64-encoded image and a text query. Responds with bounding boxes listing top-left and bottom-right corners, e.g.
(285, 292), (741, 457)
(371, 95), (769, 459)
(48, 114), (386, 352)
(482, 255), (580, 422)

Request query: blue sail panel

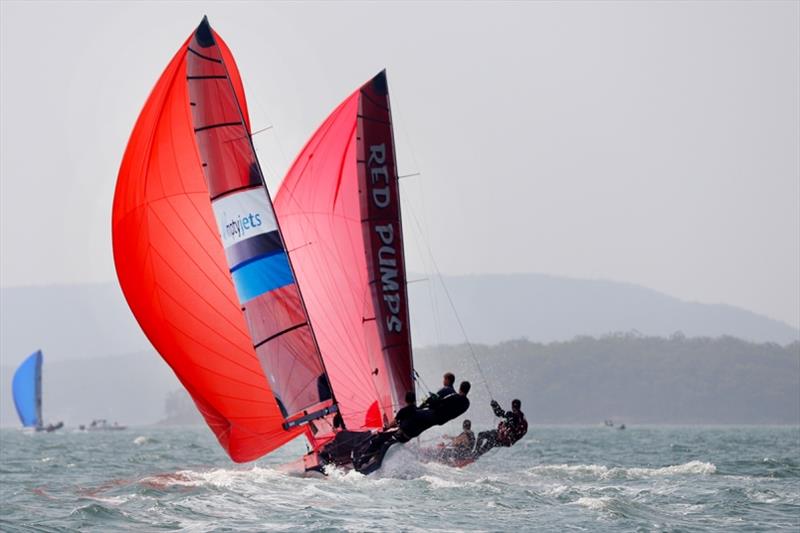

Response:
(12, 351), (42, 428)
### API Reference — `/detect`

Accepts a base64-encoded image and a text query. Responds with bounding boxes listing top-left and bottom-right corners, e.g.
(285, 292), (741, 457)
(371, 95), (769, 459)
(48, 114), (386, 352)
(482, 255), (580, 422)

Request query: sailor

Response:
(372, 381), (471, 446)
(390, 391), (421, 433)
(431, 381), (471, 425)
(393, 391), (436, 443)
(420, 372), (456, 409)
(350, 391), (423, 471)
(352, 383), (471, 473)
(441, 419), (475, 460)
(394, 382), (470, 442)
(438, 373), (456, 397)
(475, 399), (527, 455)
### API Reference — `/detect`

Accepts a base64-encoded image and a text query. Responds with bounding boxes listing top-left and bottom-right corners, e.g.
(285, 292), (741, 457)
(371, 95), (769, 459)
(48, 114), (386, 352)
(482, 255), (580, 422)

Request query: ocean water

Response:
(0, 426), (798, 532)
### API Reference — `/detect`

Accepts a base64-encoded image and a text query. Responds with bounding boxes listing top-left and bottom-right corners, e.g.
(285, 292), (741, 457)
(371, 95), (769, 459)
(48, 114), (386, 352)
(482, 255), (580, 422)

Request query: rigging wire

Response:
(392, 100), (496, 401)
(402, 183), (496, 401)
(413, 369), (433, 398)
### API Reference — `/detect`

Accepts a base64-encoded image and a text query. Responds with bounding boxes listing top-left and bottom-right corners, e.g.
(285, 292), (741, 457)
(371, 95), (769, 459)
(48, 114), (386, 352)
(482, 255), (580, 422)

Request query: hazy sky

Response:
(1, 1), (798, 327)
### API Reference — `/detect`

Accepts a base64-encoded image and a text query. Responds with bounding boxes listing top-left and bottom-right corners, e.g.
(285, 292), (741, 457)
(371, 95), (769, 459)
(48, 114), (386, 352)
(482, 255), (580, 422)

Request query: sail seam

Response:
(331, 120), (358, 207)
(253, 322), (307, 349)
(145, 219), (254, 347)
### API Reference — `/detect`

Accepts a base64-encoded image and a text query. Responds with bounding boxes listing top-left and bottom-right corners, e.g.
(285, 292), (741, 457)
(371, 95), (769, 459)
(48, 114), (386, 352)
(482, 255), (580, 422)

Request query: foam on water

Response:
(527, 460), (716, 480)
(373, 443), (432, 479)
(419, 475), (465, 489)
(574, 496), (613, 511)
(140, 465), (287, 489)
(322, 464), (369, 484)
(1, 426), (797, 532)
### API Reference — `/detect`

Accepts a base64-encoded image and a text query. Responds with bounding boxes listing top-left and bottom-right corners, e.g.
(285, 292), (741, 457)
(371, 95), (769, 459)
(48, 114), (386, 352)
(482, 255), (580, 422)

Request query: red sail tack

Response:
(275, 72), (414, 433)
(112, 19), (322, 462)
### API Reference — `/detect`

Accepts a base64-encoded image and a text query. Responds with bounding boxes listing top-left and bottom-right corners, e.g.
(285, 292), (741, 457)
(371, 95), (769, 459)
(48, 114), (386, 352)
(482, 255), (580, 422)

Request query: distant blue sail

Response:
(12, 351), (42, 428)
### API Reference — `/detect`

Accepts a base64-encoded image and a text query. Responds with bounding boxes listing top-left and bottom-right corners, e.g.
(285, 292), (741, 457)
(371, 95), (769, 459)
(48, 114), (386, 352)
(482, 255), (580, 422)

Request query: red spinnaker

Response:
(276, 72), (414, 433)
(112, 18), (320, 462)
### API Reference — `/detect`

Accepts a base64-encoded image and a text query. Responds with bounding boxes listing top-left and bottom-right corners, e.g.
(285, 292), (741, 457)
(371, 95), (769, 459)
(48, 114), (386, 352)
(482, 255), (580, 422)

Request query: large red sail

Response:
(112, 18), (330, 462)
(275, 72), (414, 432)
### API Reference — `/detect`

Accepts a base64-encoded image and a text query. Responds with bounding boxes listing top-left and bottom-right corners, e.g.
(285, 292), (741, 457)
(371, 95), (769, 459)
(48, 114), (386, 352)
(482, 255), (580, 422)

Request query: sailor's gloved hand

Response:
(490, 400), (499, 408)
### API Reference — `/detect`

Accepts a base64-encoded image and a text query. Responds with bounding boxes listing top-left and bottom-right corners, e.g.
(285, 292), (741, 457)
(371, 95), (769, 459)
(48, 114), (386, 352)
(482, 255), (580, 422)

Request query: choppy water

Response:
(1, 426), (798, 531)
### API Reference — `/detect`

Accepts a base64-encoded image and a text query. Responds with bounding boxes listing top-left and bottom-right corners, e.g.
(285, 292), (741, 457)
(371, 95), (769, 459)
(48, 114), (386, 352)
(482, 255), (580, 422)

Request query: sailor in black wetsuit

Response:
(475, 398), (528, 455)
(352, 391), (423, 472)
(431, 381), (471, 425)
(394, 392), (434, 443)
(353, 383), (473, 473)
(392, 391), (421, 435)
(394, 380), (471, 442)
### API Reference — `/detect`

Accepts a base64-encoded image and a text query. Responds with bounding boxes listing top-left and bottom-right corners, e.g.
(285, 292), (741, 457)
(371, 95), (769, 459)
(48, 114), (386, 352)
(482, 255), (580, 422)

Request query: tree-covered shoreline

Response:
(414, 333), (800, 426)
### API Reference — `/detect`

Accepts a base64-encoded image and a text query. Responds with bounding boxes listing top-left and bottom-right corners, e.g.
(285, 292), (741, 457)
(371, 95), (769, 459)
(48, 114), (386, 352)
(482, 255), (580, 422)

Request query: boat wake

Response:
(526, 460), (717, 480)
(139, 466), (287, 490)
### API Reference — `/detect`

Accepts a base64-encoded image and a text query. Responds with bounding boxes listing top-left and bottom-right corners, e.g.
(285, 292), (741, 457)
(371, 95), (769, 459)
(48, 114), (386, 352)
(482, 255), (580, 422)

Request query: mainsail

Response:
(113, 17), (333, 462)
(12, 350), (42, 428)
(275, 71), (414, 434)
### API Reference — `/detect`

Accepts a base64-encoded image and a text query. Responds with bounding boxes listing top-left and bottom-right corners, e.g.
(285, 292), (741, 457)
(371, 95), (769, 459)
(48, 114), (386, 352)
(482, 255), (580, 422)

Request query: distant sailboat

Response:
(113, 17), (413, 472)
(79, 419), (127, 431)
(12, 351), (41, 429)
(12, 350), (62, 432)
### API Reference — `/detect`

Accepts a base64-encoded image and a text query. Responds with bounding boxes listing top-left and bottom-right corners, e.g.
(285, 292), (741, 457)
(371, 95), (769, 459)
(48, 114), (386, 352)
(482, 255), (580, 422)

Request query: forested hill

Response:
(414, 334), (800, 426)
(0, 333), (783, 428)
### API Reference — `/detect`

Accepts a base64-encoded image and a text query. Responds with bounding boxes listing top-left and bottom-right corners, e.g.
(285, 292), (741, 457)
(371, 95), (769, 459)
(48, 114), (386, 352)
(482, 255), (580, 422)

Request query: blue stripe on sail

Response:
(225, 231), (284, 269)
(231, 251), (294, 303)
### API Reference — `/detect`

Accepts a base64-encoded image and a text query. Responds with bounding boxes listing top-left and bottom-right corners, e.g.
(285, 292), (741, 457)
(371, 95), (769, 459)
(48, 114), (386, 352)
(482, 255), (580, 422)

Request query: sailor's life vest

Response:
(497, 412), (528, 446)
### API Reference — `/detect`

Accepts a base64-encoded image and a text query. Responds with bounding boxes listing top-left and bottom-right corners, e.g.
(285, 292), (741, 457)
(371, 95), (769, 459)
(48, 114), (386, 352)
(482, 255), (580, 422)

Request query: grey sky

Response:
(1, 1), (798, 327)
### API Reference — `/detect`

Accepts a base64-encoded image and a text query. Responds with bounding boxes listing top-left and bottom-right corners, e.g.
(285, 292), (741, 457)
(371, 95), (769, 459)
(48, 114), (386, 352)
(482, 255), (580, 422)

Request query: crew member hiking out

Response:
(431, 381), (471, 425)
(349, 392), (418, 472)
(396, 380), (471, 443)
(475, 398), (527, 456)
(352, 382), (473, 473)
(391, 391), (424, 437)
